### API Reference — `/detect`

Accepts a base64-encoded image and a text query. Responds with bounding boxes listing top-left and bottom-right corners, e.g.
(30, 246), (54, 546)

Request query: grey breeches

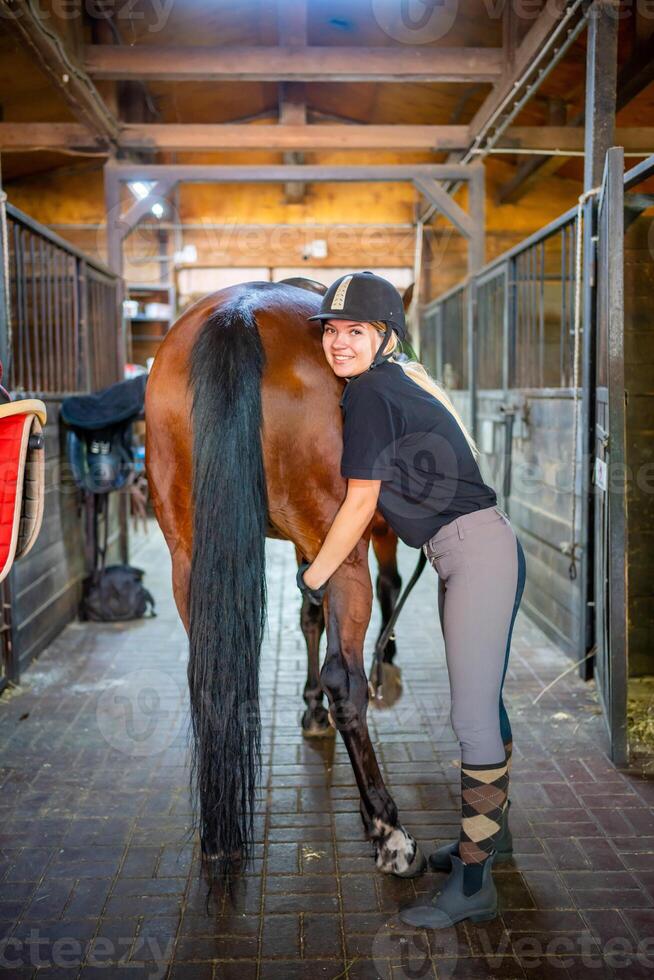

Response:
(422, 505), (526, 766)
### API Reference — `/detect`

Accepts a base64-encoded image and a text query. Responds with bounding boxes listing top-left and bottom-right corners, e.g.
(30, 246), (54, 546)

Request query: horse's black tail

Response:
(188, 297), (267, 874)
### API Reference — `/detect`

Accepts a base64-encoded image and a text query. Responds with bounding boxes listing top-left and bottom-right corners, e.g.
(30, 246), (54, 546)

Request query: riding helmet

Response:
(307, 271), (407, 341)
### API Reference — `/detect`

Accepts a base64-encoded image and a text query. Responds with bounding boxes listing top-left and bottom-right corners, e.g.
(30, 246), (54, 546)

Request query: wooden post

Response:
(278, 1), (308, 203)
(583, 0), (619, 190)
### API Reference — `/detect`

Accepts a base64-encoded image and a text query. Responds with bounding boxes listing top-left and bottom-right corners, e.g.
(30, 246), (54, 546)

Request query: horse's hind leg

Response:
(321, 551), (426, 877)
(296, 549), (333, 738)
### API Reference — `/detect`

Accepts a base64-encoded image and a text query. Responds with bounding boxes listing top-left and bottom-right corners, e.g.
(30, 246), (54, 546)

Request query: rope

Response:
(0, 190), (11, 383)
(567, 185), (601, 581)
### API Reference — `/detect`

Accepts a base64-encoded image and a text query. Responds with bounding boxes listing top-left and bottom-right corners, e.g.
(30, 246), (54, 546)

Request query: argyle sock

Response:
(504, 738), (513, 776)
(458, 756), (509, 865)
(502, 738), (512, 817)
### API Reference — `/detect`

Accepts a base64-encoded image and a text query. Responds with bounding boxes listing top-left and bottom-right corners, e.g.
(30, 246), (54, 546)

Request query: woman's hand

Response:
(296, 561), (327, 606)
(301, 563), (324, 591)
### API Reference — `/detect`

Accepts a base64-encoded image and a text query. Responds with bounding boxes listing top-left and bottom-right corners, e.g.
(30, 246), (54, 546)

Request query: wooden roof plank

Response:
(3, 123), (653, 155)
(83, 45), (504, 83)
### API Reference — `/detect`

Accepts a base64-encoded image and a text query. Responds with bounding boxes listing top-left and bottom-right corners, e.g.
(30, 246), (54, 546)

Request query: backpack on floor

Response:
(81, 564), (156, 622)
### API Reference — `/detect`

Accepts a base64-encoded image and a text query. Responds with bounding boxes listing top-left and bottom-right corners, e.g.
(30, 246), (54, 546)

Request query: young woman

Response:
(297, 271), (526, 929)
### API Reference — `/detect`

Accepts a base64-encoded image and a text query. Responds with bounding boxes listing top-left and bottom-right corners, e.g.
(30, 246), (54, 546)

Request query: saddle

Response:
(61, 374), (147, 494)
(0, 381), (47, 584)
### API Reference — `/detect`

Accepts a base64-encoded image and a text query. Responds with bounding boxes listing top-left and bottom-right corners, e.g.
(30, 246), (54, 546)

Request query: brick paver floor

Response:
(0, 523), (653, 979)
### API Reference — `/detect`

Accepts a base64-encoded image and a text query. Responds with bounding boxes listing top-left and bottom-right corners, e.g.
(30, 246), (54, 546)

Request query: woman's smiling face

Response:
(322, 319), (383, 378)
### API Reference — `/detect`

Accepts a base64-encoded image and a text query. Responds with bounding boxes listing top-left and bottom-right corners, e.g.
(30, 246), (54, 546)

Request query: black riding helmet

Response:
(307, 271), (407, 371)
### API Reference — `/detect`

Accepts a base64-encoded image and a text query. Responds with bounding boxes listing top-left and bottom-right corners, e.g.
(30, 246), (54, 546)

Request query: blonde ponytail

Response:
(370, 321), (480, 459)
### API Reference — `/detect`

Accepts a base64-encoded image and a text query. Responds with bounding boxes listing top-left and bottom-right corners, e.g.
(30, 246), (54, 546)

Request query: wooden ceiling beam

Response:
(4, 124), (654, 155)
(0, 0), (120, 145)
(84, 45), (504, 83)
(0, 123), (107, 153)
(0, 122), (469, 152)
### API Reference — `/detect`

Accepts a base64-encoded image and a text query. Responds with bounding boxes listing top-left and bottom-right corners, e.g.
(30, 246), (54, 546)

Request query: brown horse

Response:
(145, 278), (425, 877)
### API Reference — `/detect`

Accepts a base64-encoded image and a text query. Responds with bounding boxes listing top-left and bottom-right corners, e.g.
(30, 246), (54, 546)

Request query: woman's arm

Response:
(302, 478), (381, 590)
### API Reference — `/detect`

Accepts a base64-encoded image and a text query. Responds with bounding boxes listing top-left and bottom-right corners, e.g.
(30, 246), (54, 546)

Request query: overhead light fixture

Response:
(174, 244), (197, 264)
(151, 202), (165, 219)
(127, 180), (155, 201)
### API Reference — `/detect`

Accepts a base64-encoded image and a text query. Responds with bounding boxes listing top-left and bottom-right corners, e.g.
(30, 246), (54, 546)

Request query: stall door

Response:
(594, 147), (628, 765)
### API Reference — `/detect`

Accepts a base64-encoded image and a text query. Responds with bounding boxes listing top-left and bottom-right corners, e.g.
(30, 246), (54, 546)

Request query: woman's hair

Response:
(370, 320), (479, 459)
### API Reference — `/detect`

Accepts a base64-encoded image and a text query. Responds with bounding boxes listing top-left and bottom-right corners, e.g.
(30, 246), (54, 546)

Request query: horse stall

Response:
(421, 208), (584, 661)
(0, 203), (125, 688)
(421, 148), (654, 765)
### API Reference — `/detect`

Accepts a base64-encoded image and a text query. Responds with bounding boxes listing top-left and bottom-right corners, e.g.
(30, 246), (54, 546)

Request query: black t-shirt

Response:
(340, 359), (497, 548)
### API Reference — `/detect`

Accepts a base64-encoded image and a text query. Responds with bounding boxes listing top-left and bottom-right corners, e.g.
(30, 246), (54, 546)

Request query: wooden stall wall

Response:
(0, 206), (124, 686)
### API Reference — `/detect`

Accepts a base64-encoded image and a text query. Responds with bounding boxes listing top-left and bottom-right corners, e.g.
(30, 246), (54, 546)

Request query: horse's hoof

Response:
(392, 843), (427, 879)
(374, 824), (425, 878)
(368, 663), (403, 709)
(301, 707), (335, 739)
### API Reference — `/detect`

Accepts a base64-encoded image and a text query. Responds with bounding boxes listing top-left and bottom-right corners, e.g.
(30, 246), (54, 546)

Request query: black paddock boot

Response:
(399, 851), (497, 929)
(428, 799), (513, 873)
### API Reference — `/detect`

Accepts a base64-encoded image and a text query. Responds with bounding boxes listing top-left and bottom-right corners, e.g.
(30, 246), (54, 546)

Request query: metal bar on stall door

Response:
(54, 247), (63, 393)
(38, 238), (48, 391)
(469, 280), (477, 438)
(88, 275), (95, 390)
(560, 226), (566, 387)
(569, 220), (576, 387)
(78, 260), (91, 392)
(523, 252), (528, 387)
(519, 253), (525, 388)
(28, 232), (38, 393)
(61, 254), (69, 391)
(507, 261), (513, 388)
(45, 241), (54, 393)
(71, 256), (81, 391)
(524, 252), (529, 387)
(11, 222), (21, 386)
(532, 245), (538, 388)
(61, 252), (71, 392)
(528, 246), (534, 389)
(539, 239), (545, 389)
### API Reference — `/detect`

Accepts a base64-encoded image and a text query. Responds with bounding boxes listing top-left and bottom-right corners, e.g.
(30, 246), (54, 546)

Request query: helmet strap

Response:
(368, 322), (395, 370)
